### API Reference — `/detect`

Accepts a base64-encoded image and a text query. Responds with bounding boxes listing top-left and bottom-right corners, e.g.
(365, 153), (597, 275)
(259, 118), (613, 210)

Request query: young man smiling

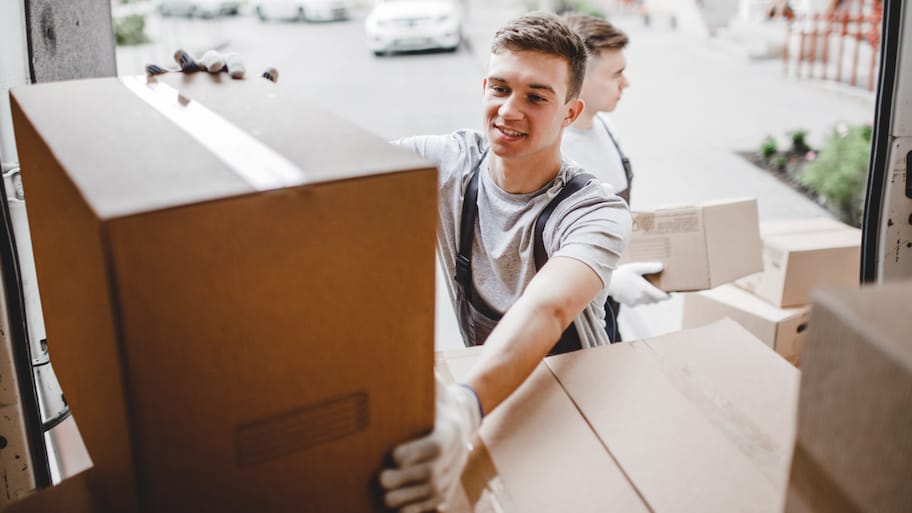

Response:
(379, 12), (631, 512)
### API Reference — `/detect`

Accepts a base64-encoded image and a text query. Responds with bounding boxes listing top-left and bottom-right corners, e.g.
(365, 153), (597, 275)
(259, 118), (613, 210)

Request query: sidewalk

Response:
(436, 3), (876, 349)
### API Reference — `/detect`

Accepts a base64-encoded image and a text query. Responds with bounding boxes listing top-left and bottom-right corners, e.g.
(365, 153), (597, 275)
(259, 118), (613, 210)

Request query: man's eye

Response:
(490, 85), (508, 94)
(528, 95), (545, 103)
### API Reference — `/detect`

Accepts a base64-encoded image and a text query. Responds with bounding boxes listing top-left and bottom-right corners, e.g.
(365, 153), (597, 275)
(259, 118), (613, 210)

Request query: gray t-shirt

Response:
(395, 130), (631, 349)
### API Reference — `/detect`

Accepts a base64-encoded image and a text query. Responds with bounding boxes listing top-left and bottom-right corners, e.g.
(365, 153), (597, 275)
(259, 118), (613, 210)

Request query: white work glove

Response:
(607, 262), (671, 307)
(379, 381), (483, 513)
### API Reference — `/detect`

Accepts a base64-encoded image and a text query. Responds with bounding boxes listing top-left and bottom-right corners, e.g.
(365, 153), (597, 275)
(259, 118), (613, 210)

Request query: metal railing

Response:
(784, 0), (883, 91)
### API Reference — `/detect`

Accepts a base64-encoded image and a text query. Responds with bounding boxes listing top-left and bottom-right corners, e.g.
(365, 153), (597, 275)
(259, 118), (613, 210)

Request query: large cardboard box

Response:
(619, 198), (763, 292)
(439, 319), (800, 512)
(784, 281), (912, 513)
(735, 217), (861, 307)
(682, 284), (811, 364)
(11, 75), (437, 513)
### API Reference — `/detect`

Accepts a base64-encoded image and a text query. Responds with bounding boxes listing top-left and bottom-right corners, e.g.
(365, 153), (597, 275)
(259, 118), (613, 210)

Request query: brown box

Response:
(620, 198), (763, 292)
(11, 74), (437, 513)
(439, 319), (799, 513)
(784, 281), (912, 513)
(5, 470), (99, 513)
(735, 217), (861, 307)
(682, 284), (811, 364)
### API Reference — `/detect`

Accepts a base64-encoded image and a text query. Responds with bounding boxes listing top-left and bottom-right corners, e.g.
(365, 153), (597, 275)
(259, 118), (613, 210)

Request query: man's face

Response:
(484, 49), (582, 161)
(579, 49), (629, 113)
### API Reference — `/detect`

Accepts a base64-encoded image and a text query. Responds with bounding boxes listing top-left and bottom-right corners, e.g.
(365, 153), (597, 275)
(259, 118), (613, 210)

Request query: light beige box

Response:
(439, 319), (799, 513)
(682, 284), (811, 364)
(736, 217), (861, 307)
(620, 198), (763, 292)
(784, 281), (912, 513)
(11, 74), (436, 513)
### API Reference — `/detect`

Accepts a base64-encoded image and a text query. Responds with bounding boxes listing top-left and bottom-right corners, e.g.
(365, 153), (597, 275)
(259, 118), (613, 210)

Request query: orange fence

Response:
(784, 0), (883, 91)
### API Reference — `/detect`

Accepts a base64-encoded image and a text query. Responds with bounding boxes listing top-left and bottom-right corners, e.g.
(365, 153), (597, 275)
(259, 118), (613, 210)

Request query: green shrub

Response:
(759, 135), (778, 162)
(798, 124), (872, 226)
(790, 129), (810, 154)
(113, 14), (149, 46)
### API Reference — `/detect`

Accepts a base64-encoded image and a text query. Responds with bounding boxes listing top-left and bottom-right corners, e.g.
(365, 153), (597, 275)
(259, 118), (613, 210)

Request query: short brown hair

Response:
(491, 12), (588, 102)
(562, 14), (629, 57)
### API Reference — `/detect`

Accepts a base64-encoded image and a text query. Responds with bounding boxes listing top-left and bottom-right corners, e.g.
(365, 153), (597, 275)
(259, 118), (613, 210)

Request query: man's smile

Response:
(494, 124), (528, 140)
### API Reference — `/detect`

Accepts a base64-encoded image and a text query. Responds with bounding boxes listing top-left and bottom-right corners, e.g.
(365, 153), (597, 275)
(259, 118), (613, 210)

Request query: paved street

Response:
(116, 1), (877, 347)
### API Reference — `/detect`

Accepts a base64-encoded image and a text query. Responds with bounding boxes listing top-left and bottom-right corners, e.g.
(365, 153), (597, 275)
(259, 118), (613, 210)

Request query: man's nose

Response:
(498, 95), (522, 119)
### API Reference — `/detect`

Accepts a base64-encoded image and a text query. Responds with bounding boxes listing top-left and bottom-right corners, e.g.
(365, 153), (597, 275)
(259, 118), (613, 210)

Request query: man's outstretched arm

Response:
(380, 256), (605, 512)
(464, 255), (604, 413)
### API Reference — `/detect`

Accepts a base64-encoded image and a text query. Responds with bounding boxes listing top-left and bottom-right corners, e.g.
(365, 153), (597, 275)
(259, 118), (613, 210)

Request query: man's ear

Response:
(482, 78), (487, 93)
(563, 98), (585, 127)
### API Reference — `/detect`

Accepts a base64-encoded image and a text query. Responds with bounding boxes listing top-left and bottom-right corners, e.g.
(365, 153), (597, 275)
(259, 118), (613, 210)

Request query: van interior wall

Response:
(25, 0), (116, 82)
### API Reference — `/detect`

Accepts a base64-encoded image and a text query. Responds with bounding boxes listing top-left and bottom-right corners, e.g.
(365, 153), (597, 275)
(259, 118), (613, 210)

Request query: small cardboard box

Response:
(735, 217), (861, 307)
(784, 281), (912, 513)
(619, 198), (762, 292)
(682, 284), (811, 364)
(439, 319), (799, 513)
(11, 75), (437, 513)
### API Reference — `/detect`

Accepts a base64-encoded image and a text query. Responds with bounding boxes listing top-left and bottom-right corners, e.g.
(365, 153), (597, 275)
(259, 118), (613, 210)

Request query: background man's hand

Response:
(608, 262), (670, 307)
(379, 381), (482, 513)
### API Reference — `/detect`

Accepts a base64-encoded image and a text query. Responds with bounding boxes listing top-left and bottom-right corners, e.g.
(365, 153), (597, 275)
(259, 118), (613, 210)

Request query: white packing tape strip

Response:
(120, 75), (306, 190)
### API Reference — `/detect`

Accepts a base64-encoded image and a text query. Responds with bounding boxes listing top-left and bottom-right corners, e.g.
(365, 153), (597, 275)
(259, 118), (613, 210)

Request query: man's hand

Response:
(379, 382), (482, 513)
(607, 262), (670, 307)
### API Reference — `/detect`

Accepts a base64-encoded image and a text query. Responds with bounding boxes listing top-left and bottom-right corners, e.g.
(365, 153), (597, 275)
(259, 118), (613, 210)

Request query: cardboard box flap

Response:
(438, 348), (649, 513)
(638, 319), (800, 467)
(10, 75), (431, 220)
(703, 198), (763, 285)
(546, 320), (795, 513)
(787, 281), (912, 513)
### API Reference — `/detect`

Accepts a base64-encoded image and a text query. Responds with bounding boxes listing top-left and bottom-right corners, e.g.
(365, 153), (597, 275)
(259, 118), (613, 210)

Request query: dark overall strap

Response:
(597, 115), (633, 204)
(454, 152), (501, 320)
(533, 173), (596, 271)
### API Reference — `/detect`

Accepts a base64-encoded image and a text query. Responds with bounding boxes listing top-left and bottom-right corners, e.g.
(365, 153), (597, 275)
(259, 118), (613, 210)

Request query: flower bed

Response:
(740, 124), (871, 227)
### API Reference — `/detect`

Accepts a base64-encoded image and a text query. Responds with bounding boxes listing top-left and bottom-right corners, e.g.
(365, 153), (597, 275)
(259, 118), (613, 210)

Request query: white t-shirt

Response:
(562, 113), (629, 193)
(394, 129), (631, 349)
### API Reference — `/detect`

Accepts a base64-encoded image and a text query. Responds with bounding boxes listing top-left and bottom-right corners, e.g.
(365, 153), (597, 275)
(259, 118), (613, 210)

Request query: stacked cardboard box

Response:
(683, 217), (861, 364)
(619, 198), (763, 292)
(438, 319), (800, 513)
(784, 281), (912, 513)
(10, 74), (437, 513)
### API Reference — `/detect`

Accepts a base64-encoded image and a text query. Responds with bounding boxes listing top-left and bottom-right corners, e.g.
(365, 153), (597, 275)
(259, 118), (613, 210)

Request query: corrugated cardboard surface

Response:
(736, 219), (861, 307)
(682, 284), (811, 362)
(621, 198), (762, 292)
(703, 198), (763, 287)
(12, 74), (437, 512)
(785, 281), (912, 513)
(439, 319), (798, 512)
(438, 350), (649, 513)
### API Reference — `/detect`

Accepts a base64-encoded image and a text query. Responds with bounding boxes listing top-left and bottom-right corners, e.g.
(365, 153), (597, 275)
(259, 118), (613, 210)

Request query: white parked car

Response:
(365, 0), (463, 56)
(157, 0), (240, 18)
(255, 0), (352, 21)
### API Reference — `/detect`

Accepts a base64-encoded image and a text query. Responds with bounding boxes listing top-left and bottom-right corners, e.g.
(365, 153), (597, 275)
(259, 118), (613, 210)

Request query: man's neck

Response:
(488, 149), (562, 194)
(573, 110), (597, 131)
